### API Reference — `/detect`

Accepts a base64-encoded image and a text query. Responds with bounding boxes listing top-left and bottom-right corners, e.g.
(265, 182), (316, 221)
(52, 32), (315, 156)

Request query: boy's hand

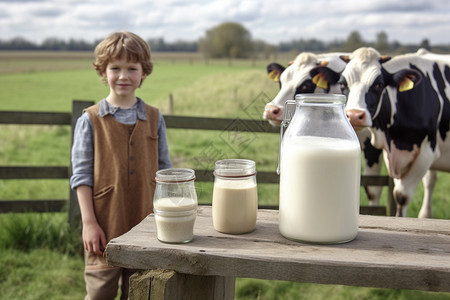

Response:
(82, 222), (107, 255)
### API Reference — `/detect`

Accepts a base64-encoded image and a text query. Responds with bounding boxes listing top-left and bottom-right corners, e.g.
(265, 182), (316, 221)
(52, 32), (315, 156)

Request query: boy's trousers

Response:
(84, 250), (135, 300)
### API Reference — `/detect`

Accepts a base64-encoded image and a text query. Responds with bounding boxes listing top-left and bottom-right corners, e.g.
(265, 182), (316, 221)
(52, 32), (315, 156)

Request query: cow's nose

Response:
(346, 109), (366, 127)
(271, 107), (281, 117)
(264, 105), (282, 119)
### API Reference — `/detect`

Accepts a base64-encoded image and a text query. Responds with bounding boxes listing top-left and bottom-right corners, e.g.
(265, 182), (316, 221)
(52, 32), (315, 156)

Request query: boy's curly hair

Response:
(93, 31), (153, 84)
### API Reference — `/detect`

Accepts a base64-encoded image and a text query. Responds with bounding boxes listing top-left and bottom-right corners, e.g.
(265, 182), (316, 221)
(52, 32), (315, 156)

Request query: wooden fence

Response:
(0, 100), (395, 227)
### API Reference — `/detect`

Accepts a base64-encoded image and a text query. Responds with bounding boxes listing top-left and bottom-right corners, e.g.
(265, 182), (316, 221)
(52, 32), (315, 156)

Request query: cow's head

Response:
(340, 47), (424, 179)
(263, 52), (347, 126)
(341, 47), (421, 130)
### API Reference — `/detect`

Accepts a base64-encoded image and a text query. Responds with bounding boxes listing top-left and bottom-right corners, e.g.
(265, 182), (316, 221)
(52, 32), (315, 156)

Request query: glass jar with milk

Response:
(212, 159), (258, 234)
(153, 168), (197, 243)
(278, 94), (361, 244)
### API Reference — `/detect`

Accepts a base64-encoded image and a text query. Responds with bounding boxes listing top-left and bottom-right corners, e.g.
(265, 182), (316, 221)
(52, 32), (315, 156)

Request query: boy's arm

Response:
(157, 112), (172, 169)
(76, 185), (106, 255)
(71, 113), (105, 254)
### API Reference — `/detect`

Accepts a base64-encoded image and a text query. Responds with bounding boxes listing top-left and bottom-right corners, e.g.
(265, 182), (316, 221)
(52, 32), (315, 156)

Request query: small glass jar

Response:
(212, 159), (258, 234)
(153, 168), (198, 243)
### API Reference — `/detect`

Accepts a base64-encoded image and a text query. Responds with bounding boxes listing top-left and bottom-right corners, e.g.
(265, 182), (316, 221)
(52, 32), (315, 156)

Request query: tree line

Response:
(0, 36), (198, 52)
(1, 22), (450, 57)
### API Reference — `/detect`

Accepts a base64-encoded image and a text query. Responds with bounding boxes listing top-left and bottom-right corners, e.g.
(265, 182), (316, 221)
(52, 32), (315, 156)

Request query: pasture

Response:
(0, 51), (449, 299)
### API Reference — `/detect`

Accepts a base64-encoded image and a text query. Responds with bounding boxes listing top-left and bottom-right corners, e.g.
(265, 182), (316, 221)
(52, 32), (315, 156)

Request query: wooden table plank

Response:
(106, 207), (450, 292)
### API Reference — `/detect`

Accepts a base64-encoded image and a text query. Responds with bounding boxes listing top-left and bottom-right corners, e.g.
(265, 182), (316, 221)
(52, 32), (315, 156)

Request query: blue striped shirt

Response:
(70, 98), (172, 189)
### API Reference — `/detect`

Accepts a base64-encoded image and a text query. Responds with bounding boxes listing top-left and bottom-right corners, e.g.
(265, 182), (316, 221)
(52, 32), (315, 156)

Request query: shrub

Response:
(0, 213), (82, 255)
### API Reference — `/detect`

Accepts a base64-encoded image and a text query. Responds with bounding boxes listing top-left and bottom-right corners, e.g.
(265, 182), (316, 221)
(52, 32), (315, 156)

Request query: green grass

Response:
(0, 57), (276, 112)
(0, 213), (81, 254)
(236, 278), (450, 300)
(0, 124), (71, 201)
(0, 213), (85, 300)
(0, 52), (449, 299)
(0, 248), (85, 300)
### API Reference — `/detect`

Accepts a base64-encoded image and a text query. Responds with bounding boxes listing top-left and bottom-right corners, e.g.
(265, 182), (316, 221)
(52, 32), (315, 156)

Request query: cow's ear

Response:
(340, 55), (350, 63)
(379, 56), (391, 64)
(393, 69), (422, 92)
(312, 73), (328, 89)
(266, 63), (285, 82)
(268, 70), (281, 82)
(311, 62), (331, 89)
(310, 66), (341, 90)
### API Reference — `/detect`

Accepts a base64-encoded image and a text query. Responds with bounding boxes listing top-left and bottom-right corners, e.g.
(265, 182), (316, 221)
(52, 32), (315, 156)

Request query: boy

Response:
(70, 31), (172, 300)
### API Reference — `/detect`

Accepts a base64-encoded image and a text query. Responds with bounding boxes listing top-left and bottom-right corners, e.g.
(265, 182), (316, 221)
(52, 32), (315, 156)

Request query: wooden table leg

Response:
(129, 268), (235, 300)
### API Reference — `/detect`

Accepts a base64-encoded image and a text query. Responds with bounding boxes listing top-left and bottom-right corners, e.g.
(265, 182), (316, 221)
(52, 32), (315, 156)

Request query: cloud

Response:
(0, 0), (43, 2)
(0, 0), (450, 45)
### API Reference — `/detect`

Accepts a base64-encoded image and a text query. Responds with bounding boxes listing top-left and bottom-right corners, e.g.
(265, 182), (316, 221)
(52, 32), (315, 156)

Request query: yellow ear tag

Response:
(268, 70), (280, 82)
(312, 73), (328, 89)
(399, 78), (414, 92)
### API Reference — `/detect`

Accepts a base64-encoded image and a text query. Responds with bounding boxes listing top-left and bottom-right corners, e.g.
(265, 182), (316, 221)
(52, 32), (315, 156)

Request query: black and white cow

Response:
(264, 52), (348, 125)
(263, 52), (384, 205)
(341, 47), (450, 217)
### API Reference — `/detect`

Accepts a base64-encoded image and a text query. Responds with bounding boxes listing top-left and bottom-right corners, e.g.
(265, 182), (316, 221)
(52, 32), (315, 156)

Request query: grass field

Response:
(0, 51), (449, 299)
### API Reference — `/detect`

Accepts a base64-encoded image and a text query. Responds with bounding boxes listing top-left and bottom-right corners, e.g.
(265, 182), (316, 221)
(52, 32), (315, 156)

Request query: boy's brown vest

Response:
(86, 103), (159, 242)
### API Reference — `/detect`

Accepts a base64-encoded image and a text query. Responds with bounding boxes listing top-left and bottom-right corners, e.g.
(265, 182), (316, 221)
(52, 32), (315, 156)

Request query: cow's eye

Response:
(296, 79), (314, 94)
(338, 76), (348, 94)
(371, 76), (385, 93)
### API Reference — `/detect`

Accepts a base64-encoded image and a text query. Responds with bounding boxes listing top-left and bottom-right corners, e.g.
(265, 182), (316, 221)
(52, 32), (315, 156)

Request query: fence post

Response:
(69, 100), (95, 229)
(169, 93), (174, 115)
(387, 177), (396, 216)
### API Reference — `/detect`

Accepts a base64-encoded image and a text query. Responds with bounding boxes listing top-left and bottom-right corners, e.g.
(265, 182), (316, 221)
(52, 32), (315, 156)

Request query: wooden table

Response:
(105, 206), (450, 299)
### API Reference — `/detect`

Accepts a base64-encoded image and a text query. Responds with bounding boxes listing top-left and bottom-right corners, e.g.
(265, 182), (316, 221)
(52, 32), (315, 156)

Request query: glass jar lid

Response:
(295, 93), (346, 105)
(214, 159), (256, 178)
(155, 168), (195, 183)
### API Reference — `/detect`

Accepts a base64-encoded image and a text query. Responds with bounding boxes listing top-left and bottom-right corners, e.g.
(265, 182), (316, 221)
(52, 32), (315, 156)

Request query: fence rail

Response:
(0, 100), (395, 221)
(0, 111), (71, 125)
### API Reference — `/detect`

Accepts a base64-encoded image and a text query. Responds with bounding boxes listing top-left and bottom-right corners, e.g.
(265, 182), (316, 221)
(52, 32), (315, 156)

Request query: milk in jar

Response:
(212, 159), (258, 234)
(153, 168), (198, 244)
(279, 136), (360, 243)
(212, 179), (257, 234)
(154, 197), (197, 243)
(277, 94), (361, 244)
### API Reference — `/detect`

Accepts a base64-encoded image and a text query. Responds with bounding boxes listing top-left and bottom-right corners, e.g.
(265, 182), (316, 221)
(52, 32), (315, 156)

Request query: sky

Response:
(1, 0), (450, 46)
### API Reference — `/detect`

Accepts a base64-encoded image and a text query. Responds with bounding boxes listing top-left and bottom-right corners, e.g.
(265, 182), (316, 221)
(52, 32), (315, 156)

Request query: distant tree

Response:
(148, 38), (168, 51)
(148, 38), (197, 52)
(171, 40), (197, 52)
(343, 31), (365, 52)
(67, 39), (94, 51)
(1, 31), (449, 54)
(419, 38), (430, 50)
(1, 37), (37, 50)
(327, 38), (346, 52)
(390, 40), (402, 53)
(199, 22), (253, 58)
(278, 38), (327, 52)
(375, 31), (390, 54)
(42, 38), (67, 50)
(253, 39), (277, 59)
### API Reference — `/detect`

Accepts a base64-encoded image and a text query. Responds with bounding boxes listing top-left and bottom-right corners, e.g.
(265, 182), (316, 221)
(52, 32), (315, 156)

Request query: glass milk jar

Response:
(278, 94), (361, 244)
(212, 159), (258, 234)
(153, 168), (198, 243)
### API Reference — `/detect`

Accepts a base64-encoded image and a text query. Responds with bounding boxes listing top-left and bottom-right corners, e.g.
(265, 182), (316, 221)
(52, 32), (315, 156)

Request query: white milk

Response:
(212, 180), (258, 234)
(279, 136), (360, 243)
(154, 197), (197, 243)
(154, 197), (197, 211)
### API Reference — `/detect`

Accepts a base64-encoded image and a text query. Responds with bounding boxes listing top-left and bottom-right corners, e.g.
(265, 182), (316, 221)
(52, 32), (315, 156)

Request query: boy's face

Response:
(103, 57), (147, 99)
